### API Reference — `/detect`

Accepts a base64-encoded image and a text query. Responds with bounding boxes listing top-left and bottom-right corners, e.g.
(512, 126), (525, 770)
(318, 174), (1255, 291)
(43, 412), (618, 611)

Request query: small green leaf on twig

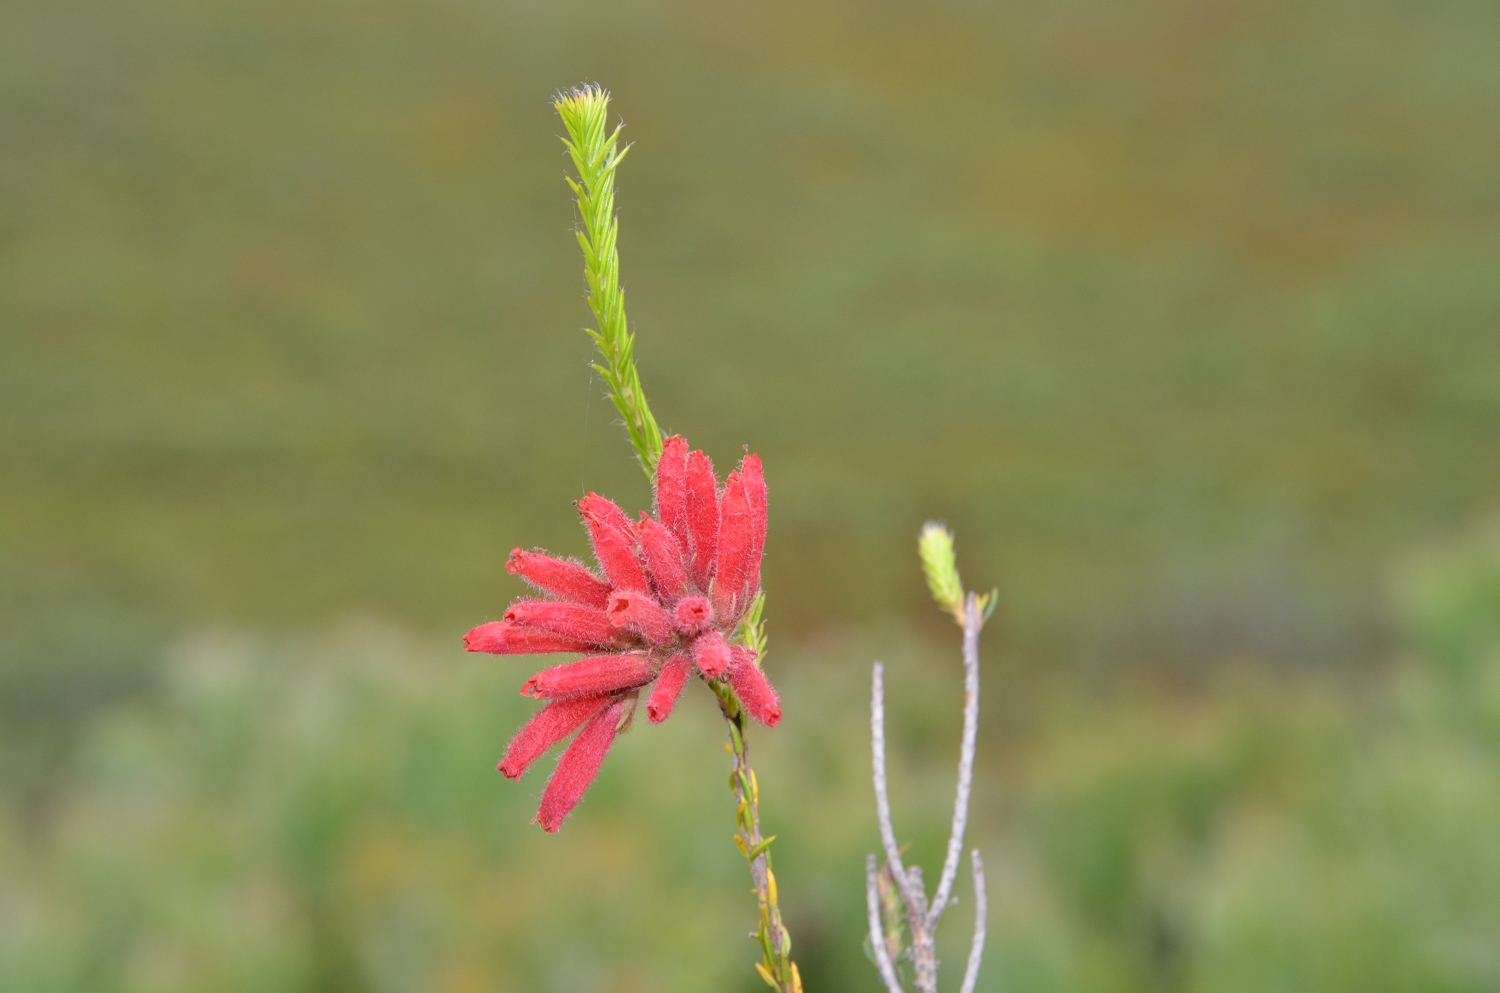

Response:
(980, 586), (999, 623)
(748, 834), (777, 860)
(733, 590), (768, 658)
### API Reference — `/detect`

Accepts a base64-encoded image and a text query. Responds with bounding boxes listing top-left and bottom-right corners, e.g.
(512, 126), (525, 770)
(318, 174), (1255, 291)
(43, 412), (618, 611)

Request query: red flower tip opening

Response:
(673, 595), (712, 636)
(692, 629), (732, 680)
(466, 436), (777, 830)
(647, 653), (694, 723)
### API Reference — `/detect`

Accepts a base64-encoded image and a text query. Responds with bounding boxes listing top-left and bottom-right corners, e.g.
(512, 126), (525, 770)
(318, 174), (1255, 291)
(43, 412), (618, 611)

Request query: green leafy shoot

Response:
(733, 590), (768, 661)
(919, 522), (965, 622)
(919, 521), (994, 626)
(553, 85), (663, 477)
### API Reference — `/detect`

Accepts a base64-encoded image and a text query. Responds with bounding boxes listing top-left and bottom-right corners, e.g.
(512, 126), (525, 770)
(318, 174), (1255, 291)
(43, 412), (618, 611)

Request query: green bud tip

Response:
(919, 521), (965, 622)
(553, 83), (609, 118)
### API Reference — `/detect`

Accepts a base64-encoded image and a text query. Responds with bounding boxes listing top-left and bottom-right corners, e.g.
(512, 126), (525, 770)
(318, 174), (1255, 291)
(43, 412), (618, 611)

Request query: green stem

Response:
(713, 681), (803, 993)
(554, 86), (663, 478)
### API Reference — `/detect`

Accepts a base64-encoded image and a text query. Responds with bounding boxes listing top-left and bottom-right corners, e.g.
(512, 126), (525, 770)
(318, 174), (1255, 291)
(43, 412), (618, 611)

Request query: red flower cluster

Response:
(464, 436), (778, 831)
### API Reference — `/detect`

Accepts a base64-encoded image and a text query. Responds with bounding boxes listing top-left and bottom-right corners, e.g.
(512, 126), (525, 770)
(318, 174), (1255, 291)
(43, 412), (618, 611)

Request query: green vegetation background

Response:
(4, 0), (1500, 990)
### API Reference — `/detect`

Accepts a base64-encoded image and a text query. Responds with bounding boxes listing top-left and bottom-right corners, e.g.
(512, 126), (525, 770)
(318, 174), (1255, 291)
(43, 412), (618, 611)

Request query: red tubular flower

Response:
(741, 454), (767, 594)
(499, 694), (615, 779)
(653, 436), (690, 552)
(507, 549), (611, 609)
(464, 622), (594, 656)
(673, 595), (712, 636)
(579, 493), (649, 593)
(714, 469), (753, 618)
(684, 450), (719, 589)
(647, 653), (694, 723)
(521, 653), (655, 699)
(503, 600), (618, 647)
(692, 629), (732, 680)
(536, 697), (627, 832)
(465, 435), (779, 831)
(637, 516), (688, 601)
(608, 590), (676, 646)
(727, 645), (781, 727)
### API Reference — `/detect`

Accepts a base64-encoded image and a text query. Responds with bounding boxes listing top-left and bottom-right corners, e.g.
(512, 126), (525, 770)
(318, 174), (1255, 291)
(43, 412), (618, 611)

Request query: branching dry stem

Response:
(929, 595), (983, 927)
(959, 851), (987, 993)
(865, 592), (990, 993)
(866, 854), (906, 993)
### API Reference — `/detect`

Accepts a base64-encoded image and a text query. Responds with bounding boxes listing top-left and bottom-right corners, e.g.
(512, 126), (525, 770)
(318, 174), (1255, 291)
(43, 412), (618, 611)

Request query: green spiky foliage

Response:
(919, 522), (965, 621)
(919, 521), (996, 626)
(554, 86), (663, 477)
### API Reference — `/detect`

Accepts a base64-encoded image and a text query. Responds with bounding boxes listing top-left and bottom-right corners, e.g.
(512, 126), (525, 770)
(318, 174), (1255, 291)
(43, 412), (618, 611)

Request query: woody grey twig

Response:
(866, 854), (905, 993)
(959, 851), (987, 993)
(871, 661), (927, 917)
(929, 595), (983, 927)
(864, 591), (989, 992)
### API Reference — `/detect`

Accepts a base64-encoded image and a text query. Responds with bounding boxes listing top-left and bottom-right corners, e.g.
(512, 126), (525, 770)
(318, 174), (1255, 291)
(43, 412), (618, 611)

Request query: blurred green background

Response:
(4, 0), (1500, 989)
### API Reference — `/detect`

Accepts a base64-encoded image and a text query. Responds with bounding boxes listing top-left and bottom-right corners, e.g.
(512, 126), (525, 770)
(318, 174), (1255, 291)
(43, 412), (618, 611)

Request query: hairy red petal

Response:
(685, 450), (719, 590)
(693, 629), (732, 680)
(637, 516), (689, 601)
(653, 435), (691, 553)
(522, 653), (655, 699)
(647, 653), (694, 723)
(536, 697), (626, 832)
(607, 590), (675, 646)
(714, 469), (752, 619)
(673, 595), (713, 636)
(464, 621), (593, 655)
(727, 646), (781, 727)
(583, 491), (634, 534)
(506, 548), (611, 609)
(498, 694), (614, 779)
(578, 493), (649, 593)
(504, 601), (617, 647)
(741, 453), (767, 595)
